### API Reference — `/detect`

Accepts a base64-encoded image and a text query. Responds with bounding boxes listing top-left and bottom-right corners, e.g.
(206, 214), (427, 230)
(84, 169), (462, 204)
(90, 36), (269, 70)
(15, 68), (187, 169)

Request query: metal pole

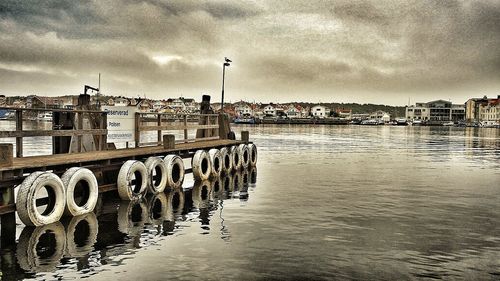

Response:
(221, 63), (226, 113)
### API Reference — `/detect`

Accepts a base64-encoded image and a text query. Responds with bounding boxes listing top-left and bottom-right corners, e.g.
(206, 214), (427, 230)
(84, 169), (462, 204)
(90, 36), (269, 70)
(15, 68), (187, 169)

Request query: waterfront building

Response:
(165, 98), (186, 111)
(113, 97), (130, 106)
(370, 110), (390, 122)
(465, 96), (491, 124)
(261, 104), (276, 117)
(478, 97), (499, 126)
(311, 105), (330, 118)
(235, 102), (253, 117)
(335, 108), (352, 120)
(406, 100), (465, 122)
(286, 104), (302, 118)
(153, 100), (166, 112)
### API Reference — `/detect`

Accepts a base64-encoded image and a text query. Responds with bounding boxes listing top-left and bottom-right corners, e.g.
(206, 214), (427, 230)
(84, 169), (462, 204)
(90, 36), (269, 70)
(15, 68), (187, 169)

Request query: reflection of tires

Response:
(147, 192), (169, 225)
(232, 171), (243, 192)
(16, 222), (66, 272)
(118, 160), (148, 201)
(17, 172), (66, 226)
(65, 213), (98, 258)
(192, 180), (212, 209)
(239, 144), (250, 169)
(170, 189), (185, 216)
(208, 149), (223, 178)
(192, 150), (211, 181)
(230, 146), (242, 171)
(144, 157), (168, 194)
(221, 174), (233, 193)
(61, 167), (98, 217)
(211, 176), (222, 194)
(164, 155), (185, 189)
(117, 199), (148, 236)
(219, 147), (232, 175)
(249, 167), (257, 185)
(248, 143), (258, 167)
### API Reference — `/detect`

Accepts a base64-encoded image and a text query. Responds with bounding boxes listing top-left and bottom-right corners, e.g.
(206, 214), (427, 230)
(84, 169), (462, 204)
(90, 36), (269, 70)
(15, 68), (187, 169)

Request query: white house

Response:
(262, 104), (276, 117)
(370, 110), (391, 122)
(286, 105), (301, 119)
(311, 105), (329, 118)
(236, 103), (253, 117)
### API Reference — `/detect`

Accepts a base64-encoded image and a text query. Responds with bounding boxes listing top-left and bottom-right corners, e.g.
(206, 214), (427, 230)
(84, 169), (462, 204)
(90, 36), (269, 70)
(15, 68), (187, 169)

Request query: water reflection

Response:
(16, 222), (66, 273)
(0, 168), (257, 278)
(63, 213), (98, 258)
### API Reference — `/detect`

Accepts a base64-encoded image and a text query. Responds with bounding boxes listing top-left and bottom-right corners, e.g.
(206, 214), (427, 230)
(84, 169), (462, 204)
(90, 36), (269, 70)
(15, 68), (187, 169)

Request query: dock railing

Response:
(0, 107), (108, 157)
(134, 112), (220, 147)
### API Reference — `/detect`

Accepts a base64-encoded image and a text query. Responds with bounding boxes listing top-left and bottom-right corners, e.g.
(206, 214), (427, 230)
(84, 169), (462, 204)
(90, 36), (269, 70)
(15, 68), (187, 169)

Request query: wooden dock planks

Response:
(0, 139), (243, 171)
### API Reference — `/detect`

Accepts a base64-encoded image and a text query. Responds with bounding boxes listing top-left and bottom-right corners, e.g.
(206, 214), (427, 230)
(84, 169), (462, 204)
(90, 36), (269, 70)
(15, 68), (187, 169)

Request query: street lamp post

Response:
(221, 57), (232, 113)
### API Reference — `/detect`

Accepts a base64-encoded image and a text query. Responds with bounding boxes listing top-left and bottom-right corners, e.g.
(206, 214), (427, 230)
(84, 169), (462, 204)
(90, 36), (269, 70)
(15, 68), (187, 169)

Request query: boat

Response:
(395, 118), (408, 126)
(360, 119), (382, 125)
(234, 114), (255, 124)
(411, 120), (423, 126)
(442, 121), (454, 126)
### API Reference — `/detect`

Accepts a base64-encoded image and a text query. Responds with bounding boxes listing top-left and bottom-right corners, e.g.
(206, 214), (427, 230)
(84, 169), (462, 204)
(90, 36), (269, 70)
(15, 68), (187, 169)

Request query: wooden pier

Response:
(0, 94), (252, 248)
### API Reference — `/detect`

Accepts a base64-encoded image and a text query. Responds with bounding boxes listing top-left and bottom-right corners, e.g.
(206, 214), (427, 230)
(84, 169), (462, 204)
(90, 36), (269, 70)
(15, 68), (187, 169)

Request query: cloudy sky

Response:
(0, 0), (499, 105)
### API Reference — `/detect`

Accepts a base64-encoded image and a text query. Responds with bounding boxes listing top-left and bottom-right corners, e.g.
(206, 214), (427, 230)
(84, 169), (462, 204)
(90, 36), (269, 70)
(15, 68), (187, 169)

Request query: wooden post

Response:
(206, 114), (211, 138)
(163, 134), (175, 149)
(241, 131), (249, 143)
(218, 113), (232, 139)
(196, 95), (212, 139)
(77, 112), (83, 153)
(157, 114), (162, 145)
(135, 113), (141, 147)
(0, 169), (16, 248)
(15, 110), (22, 158)
(101, 112), (107, 150)
(0, 144), (13, 168)
(184, 115), (188, 141)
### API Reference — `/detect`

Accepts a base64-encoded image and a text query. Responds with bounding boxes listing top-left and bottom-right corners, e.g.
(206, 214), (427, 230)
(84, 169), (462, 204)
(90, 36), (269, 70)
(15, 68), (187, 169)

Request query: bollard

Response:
(241, 131), (249, 143)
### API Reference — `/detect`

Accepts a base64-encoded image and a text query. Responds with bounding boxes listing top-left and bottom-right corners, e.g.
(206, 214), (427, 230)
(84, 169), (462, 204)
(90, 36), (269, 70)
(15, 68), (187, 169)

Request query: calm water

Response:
(1, 124), (500, 280)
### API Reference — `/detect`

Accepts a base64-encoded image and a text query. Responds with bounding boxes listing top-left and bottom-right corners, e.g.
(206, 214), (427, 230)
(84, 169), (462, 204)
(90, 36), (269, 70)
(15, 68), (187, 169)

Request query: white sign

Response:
(102, 106), (137, 142)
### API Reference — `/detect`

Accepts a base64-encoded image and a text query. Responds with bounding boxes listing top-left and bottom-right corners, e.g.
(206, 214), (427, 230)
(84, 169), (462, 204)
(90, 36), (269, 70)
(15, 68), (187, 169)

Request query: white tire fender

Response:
(17, 172), (66, 226)
(230, 146), (242, 171)
(117, 160), (148, 200)
(239, 144), (250, 169)
(208, 149), (223, 177)
(192, 150), (211, 180)
(61, 167), (99, 217)
(144, 156), (168, 194)
(164, 154), (185, 189)
(219, 147), (232, 174)
(248, 143), (258, 167)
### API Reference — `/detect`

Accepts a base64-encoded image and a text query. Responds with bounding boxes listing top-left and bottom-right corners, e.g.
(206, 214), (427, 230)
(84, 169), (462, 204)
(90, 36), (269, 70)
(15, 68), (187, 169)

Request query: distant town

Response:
(0, 93), (498, 127)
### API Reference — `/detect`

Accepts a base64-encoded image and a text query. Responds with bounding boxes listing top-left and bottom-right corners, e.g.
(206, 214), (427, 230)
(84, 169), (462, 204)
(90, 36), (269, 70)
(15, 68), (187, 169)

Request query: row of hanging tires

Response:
(15, 165), (258, 273)
(15, 143), (257, 226)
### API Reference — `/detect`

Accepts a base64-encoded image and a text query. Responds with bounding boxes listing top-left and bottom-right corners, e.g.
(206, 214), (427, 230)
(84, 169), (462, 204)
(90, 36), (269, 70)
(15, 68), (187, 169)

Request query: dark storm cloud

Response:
(0, 0), (498, 104)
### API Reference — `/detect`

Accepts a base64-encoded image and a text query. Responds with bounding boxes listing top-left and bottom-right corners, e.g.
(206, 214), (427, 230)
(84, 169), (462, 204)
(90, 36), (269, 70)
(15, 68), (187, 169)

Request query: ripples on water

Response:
(1, 123), (499, 280)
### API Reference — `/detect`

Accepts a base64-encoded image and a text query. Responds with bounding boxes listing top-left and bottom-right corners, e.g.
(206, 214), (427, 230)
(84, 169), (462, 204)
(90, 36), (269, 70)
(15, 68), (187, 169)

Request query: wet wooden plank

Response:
(1, 139), (243, 171)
